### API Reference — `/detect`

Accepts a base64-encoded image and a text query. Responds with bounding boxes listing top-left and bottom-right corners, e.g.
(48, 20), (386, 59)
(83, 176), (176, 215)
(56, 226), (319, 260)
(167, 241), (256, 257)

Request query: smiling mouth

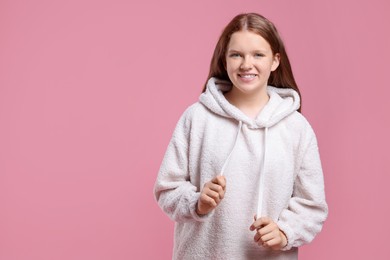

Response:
(238, 74), (257, 78)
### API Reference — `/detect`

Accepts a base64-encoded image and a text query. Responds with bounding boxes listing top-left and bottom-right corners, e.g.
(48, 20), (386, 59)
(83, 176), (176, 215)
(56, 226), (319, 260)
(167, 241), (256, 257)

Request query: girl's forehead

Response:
(228, 31), (271, 51)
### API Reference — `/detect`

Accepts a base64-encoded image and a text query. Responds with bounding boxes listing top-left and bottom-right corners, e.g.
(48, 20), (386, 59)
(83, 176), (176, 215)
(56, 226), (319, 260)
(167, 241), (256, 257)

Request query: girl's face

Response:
(225, 30), (280, 96)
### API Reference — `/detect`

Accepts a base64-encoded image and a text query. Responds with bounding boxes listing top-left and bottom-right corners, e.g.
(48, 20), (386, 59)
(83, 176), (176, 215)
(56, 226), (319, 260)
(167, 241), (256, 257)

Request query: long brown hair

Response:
(203, 13), (302, 112)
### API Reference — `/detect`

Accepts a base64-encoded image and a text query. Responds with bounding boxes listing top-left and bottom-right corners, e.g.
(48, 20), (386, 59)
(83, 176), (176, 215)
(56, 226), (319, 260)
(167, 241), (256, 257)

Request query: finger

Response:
(254, 231), (261, 242)
(259, 231), (277, 243)
(259, 237), (279, 249)
(250, 216), (272, 230)
(264, 237), (282, 248)
(258, 240), (268, 248)
(258, 222), (277, 236)
(205, 189), (221, 203)
(212, 176), (226, 189)
(259, 217), (272, 225)
(200, 193), (217, 207)
(208, 183), (225, 199)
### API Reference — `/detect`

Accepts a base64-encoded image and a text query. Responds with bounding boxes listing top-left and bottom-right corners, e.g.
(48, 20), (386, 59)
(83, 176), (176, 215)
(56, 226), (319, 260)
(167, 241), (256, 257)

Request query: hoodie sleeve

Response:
(277, 126), (328, 250)
(154, 104), (212, 223)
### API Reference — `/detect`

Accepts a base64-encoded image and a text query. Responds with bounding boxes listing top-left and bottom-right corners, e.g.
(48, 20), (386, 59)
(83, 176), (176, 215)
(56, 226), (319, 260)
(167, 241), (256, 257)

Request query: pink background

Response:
(1, 0), (389, 259)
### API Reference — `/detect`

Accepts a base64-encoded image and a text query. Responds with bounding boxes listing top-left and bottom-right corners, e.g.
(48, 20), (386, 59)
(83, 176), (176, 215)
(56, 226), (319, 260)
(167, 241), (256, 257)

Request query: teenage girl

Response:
(154, 13), (328, 260)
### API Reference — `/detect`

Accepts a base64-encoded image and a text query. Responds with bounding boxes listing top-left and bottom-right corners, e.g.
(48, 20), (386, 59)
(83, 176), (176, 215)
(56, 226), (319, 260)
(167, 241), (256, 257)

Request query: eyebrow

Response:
(227, 49), (267, 53)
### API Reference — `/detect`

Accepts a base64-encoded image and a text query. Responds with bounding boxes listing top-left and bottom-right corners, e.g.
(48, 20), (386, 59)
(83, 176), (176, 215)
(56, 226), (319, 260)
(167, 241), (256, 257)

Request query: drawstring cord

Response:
(256, 127), (268, 219)
(218, 121), (268, 220)
(220, 121), (243, 176)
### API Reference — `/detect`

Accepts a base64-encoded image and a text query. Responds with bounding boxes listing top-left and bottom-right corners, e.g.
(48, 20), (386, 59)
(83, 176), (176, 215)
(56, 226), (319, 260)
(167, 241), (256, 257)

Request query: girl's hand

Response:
(196, 176), (226, 215)
(250, 216), (288, 250)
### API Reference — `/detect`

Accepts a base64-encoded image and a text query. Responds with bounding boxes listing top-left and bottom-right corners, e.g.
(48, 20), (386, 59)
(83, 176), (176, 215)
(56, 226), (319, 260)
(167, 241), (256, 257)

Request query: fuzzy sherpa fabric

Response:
(154, 77), (328, 260)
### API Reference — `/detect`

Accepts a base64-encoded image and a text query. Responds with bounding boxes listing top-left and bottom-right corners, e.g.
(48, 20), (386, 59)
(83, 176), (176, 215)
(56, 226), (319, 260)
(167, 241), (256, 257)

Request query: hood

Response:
(199, 77), (300, 128)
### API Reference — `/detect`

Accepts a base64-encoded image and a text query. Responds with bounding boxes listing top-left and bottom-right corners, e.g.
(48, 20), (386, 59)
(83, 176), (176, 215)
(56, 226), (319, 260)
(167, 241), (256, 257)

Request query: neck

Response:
(224, 87), (269, 119)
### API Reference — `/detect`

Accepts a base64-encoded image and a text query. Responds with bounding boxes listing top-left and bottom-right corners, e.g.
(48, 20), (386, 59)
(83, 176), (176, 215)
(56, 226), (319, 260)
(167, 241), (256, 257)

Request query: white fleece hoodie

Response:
(154, 77), (328, 260)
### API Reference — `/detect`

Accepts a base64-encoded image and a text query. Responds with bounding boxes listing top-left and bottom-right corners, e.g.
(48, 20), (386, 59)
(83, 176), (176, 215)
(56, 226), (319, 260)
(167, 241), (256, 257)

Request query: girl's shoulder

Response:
(179, 102), (212, 122)
(283, 111), (317, 140)
(182, 102), (203, 116)
(173, 102), (206, 130)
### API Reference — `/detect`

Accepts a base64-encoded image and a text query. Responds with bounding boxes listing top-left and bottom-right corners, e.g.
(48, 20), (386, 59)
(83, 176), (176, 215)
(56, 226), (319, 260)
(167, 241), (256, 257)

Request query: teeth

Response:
(240, 74), (256, 78)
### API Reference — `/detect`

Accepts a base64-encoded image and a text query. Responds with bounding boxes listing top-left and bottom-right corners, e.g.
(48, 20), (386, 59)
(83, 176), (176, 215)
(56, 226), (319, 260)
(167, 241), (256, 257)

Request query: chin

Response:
(234, 82), (265, 93)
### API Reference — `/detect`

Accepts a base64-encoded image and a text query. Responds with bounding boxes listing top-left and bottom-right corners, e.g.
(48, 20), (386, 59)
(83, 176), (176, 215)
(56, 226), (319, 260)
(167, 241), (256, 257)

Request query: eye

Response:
(229, 53), (241, 58)
(254, 53), (265, 58)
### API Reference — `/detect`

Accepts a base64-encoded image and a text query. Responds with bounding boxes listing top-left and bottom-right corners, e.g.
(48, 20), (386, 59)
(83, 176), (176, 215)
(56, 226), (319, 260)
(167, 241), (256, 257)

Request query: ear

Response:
(271, 53), (280, 72)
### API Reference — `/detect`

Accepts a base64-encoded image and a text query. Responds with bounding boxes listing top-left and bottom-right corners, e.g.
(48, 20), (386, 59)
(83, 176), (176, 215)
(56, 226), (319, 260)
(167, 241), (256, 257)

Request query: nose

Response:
(240, 56), (253, 70)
